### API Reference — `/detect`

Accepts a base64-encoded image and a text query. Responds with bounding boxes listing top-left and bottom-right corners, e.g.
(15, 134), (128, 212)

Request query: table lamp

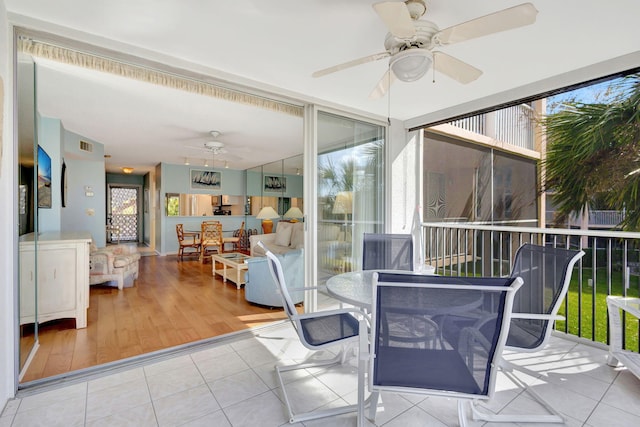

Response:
(283, 207), (303, 222)
(332, 191), (353, 219)
(256, 206), (279, 233)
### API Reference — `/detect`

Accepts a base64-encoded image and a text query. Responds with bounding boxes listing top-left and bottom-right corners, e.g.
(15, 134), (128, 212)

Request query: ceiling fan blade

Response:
(312, 52), (390, 78)
(433, 52), (482, 84)
(369, 69), (397, 99)
(373, 1), (416, 39)
(436, 2), (538, 46)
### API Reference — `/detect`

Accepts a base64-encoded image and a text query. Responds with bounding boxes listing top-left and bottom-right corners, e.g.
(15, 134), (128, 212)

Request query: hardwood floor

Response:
(20, 254), (289, 383)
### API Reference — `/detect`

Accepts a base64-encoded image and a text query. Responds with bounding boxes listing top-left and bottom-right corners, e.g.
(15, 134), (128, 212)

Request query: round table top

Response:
(326, 268), (481, 313)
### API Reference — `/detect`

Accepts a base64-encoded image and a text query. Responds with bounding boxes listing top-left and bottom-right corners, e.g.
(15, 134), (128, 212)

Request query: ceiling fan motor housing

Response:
(384, 20), (439, 54)
(204, 140), (225, 154)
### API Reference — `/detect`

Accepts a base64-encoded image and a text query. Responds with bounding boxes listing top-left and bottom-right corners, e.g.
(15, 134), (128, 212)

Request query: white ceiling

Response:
(6, 0), (640, 174)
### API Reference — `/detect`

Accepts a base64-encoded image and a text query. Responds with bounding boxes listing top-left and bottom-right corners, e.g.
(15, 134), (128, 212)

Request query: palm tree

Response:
(543, 74), (640, 230)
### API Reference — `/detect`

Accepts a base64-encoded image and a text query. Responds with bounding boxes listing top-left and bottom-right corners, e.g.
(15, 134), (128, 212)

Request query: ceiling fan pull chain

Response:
(387, 63), (392, 126)
(432, 53), (436, 83)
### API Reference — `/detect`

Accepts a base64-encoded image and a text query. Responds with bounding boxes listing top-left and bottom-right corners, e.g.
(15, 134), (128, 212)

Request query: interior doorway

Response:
(108, 185), (141, 243)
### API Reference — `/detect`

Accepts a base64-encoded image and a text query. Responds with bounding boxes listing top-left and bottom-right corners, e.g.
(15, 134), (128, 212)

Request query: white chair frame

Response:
(260, 242), (368, 424)
(471, 243), (585, 424)
(357, 273), (524, 427)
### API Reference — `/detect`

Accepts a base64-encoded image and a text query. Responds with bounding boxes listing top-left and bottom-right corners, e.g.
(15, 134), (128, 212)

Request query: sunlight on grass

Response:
(557, 267), (640, 351)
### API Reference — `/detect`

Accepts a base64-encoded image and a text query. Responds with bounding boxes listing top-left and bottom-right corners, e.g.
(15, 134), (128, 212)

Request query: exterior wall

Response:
(389, 119), (420, 235)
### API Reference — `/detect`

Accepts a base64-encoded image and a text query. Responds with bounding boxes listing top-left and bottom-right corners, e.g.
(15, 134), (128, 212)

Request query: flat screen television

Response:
(37, 145), (52, 208)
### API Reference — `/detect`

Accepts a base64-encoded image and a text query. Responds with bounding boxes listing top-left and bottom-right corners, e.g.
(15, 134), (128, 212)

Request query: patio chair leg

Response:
(458, 400), (470, 427)
(276, 345), (359, 424)
(368, 392), (379, 421)
(470, 363), (564, 424)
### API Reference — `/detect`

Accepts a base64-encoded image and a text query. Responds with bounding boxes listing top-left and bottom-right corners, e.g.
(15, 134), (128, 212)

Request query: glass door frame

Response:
(303, 104), (388, 313)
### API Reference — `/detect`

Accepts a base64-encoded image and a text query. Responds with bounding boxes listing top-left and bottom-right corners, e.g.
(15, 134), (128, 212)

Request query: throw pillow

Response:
(290, 223), (304, 248)
(275, 222), (293, 247)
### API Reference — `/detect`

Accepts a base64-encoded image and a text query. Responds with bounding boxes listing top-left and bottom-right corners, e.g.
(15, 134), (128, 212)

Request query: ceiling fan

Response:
(184, 131), (230, 166)
(312, 1), (538, 98)
(186, 131), (228, 154)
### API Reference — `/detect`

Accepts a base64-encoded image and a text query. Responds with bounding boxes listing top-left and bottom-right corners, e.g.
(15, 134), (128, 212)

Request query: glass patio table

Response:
(325, 267), (484, 314)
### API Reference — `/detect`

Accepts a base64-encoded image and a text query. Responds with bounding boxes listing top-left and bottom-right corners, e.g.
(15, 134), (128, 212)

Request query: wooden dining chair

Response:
(176, 224), (201, 261)
(223, 221), (244, 253)
(200, 221), (223, 262)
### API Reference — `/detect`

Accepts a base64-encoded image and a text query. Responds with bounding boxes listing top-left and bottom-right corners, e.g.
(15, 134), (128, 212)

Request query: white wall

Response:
(0, 0), (17, 409)
(61, 128), (106, 247)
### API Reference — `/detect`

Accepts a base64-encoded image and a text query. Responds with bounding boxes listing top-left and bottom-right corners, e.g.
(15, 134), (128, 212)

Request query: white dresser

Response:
(19, 231), (92, 329)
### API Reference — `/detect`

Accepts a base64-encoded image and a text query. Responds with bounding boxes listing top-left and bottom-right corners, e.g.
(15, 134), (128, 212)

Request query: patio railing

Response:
(420, 221), (640, 352)
(448, 103), (536, 150)
(547, 210), (627, 229)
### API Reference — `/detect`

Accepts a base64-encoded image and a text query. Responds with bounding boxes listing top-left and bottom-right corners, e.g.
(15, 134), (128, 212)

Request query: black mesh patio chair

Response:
(259, 241), (366, 424)
(362, 233), (413, 271)
(462, 243), (584, 424)
(356, 273), (523, 427)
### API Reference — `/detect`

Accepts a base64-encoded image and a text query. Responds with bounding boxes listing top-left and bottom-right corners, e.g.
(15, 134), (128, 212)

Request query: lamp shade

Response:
(283, 207), (303, 219)
(332, 191), (353, 215)
(256, 206), (280, 220)
(390, 49), (432, 82)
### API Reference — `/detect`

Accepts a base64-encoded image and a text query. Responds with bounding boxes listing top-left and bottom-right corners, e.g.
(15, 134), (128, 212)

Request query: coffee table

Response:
(211, 252), (251, 289)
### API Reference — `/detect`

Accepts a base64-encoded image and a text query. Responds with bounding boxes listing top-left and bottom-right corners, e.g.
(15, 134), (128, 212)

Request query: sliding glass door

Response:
(316, 111), (385, 281)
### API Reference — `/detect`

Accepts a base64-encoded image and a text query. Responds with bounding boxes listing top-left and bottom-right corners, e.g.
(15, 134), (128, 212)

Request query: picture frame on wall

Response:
(61, 159), (67, 208)
(37, 145), (52, 208)
(264, 175), (286, 192)
(191, 169), (221, 190)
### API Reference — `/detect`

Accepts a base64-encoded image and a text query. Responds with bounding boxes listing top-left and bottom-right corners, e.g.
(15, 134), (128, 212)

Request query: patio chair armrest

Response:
(511, 313), (565, 321)
(289, 286), (319, 292)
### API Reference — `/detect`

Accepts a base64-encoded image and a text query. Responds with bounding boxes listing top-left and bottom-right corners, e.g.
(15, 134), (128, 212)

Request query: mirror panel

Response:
(165, 193), (245, 216)
(17, 51), (38, 375)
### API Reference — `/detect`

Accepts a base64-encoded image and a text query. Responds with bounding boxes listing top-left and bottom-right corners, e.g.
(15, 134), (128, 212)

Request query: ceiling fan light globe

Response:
(390, 49), (432, 82)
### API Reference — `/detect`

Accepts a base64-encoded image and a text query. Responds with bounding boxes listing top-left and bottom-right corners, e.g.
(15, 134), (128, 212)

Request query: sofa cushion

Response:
(275, 222), (293, 247)
(113, 255), (135, 268)
(290, 222), (304, 248)
(262, 242), (291, 255)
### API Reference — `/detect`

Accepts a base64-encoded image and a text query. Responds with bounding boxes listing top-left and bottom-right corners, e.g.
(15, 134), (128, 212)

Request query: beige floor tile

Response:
(85, 402), (157, 427)
(153, 384), (220, 427)
(222, 391), (289, 427)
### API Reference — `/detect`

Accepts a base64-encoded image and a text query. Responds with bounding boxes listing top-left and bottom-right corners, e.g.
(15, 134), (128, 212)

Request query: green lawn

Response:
(557, 267), (639, 351)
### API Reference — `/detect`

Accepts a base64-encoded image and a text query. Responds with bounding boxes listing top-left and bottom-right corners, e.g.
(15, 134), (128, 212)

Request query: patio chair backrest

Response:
(370, 273), (522, 399)
(260, 242), (299, 323)
(507, 243), (584, 350)
(362, 233), (413, 271)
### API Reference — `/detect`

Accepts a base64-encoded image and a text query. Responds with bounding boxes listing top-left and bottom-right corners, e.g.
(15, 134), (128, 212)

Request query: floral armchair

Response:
(89, 242), (141, 290)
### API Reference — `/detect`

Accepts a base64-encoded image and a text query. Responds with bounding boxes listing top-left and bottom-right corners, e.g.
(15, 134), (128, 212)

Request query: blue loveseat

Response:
(245, 248), (304, 307)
